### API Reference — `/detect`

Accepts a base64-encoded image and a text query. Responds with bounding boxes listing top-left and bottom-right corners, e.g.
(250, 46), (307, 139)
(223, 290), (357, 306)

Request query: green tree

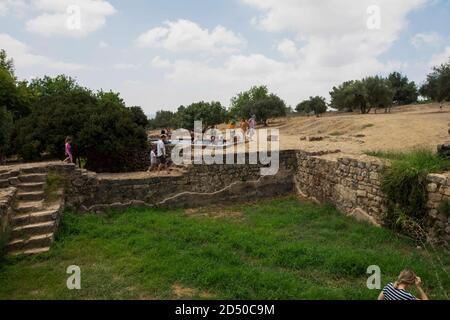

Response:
(148, 110), (177, 129)
(79, 98), (147, 172)
(0, 106), (13, 161)
(241, 94), (287, 126)
(420, 59), (450, 102)
(129, 106), (149, 128)
(0, 49), (15, 78)
(177, 101), (228, 131)
(0, 68), (32, 120)
(230, 86), (287, 125)
(363, 76), (394, 113)
(387, 72), (418, 105)
(296, 96), (327, 116)
(230, 85), (269, 118)
(330, 80), (371, 114)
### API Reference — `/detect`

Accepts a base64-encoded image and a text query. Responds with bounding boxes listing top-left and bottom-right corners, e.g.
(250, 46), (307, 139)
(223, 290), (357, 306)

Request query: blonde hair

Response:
(394, 270), (416, 289)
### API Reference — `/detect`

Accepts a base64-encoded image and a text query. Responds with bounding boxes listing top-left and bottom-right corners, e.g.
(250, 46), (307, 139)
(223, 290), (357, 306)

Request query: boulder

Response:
(437, 142), (450, 158)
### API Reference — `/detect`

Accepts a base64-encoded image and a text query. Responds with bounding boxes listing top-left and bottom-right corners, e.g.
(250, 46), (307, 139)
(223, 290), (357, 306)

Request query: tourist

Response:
(148, 145), (158, 172)
(63, 136), (73, 164)
(378, 269), (429, 300)
(157, 134), (167, 172)
(227, 120), (236, 143)
(248, 115), (256, 141)
(241, 118), (249, 136)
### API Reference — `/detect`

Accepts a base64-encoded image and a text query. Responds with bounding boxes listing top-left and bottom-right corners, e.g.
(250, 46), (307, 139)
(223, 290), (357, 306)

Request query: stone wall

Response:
(0, 187), (16, 251)
(426, 173), (450, 248)
(294, 152), (450, 249)
(294, 152), (387, 226)
(65, 150), (298, 212)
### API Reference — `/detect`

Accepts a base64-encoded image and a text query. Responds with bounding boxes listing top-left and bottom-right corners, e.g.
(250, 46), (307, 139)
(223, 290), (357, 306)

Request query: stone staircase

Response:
(5, 167), (63, 256)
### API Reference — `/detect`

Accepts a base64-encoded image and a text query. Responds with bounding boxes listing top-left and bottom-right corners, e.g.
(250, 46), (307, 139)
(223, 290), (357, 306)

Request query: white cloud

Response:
(25, 0), (116, 37)
(151, 56), (172, 68)
(411, 32), (443, 48)
(112, 63), (139, 70)
(429, 46), (450, 67)
(98, 41), (109, 48)
(0, 0), (27, 17)
(136, 19), (246, 54)
(277, 39), (299, 58)
(0, 33), (86, 70)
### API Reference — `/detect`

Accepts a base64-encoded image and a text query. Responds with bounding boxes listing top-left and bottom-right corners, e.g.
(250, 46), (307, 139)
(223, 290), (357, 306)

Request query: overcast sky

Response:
(0, 0), (449, 116)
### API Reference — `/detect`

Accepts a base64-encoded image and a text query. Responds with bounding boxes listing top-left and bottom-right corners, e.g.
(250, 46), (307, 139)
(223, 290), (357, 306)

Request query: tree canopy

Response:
(230, 86), (287, 125)
(176, 101), (228, 131)
(387, 72), (418, 105)
(296, 96), (327, 116)
(420, 60), (450, 103)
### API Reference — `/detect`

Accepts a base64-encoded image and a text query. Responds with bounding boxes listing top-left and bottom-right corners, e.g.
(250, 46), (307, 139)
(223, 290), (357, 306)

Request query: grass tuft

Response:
(370, 148), (450, 238)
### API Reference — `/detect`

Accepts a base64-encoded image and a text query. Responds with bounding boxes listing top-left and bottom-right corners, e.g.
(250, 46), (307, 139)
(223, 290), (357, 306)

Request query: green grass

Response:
(0, 197), (448, 300)
(367, 148), (450, 232)
(44, 171), (63, 203)
(365, 148), (450, 169)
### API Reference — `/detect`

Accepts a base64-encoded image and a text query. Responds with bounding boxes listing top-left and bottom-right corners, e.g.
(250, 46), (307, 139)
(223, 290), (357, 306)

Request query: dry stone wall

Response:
(294, 152), (387, 226)
(65, 150), (298, 212)
(426, 173), (450, 248)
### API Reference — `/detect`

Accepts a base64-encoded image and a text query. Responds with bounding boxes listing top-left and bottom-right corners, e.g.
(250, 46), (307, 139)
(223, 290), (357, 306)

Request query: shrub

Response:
(379, 148), (450, 238)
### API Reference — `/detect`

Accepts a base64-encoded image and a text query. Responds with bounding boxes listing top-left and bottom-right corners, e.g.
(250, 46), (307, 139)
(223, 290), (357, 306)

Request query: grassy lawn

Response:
(0, 197), (449, 300)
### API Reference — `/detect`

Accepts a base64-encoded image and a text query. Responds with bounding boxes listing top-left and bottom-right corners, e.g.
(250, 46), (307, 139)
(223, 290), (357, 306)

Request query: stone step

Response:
(0, 179), (10, 188)
(17, 191), (45, 202)
(20, 167), (49, 175)
(15, 201), (44, 214)
(11, 221), (56, 238)
(0, 172), (12, 180)
(12, 210), (58, 227)
(18, 173), (47, 183)
(6, 233), (54, 252)
(18, 182), (45, 192)
(9, 247), (51, 256)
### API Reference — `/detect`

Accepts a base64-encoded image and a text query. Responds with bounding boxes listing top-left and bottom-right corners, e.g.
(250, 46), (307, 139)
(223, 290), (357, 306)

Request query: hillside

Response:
(275, 103), (449, 159)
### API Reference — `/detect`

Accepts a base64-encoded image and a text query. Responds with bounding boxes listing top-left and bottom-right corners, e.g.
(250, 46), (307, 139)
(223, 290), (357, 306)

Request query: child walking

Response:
(64, 136), (73, 164)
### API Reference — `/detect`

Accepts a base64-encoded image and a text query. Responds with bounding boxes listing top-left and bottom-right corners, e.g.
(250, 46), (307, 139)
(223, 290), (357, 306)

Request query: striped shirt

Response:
(382, 283), (416, 300)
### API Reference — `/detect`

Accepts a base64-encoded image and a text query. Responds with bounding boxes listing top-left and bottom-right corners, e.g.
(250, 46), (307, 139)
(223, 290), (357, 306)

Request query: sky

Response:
(0, 0), (449, 117)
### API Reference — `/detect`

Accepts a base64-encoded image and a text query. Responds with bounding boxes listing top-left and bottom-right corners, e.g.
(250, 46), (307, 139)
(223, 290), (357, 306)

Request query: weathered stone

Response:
(427, 174), (447, 185)
(427, 183), (438, 192)
(437, 142), (450, 158)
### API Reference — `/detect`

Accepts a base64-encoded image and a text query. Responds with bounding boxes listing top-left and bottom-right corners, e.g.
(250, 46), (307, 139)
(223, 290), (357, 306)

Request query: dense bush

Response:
(0, 106), (13, 161)
(378, 149), (450, 239)
(13, 75), (148, 171)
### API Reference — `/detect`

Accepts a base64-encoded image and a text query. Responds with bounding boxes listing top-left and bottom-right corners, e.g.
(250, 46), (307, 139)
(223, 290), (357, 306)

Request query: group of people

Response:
(148, 134), (168, 172)
(227, 115), (256, 143)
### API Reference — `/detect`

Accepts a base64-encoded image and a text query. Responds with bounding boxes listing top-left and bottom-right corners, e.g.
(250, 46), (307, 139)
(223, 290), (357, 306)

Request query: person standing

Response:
(156, 134), (167, 172)
(148, 145), (158, 172)
(378, 270), (429, 300)
(64, 136), (73, 164)
(248, 115), (256, 141)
